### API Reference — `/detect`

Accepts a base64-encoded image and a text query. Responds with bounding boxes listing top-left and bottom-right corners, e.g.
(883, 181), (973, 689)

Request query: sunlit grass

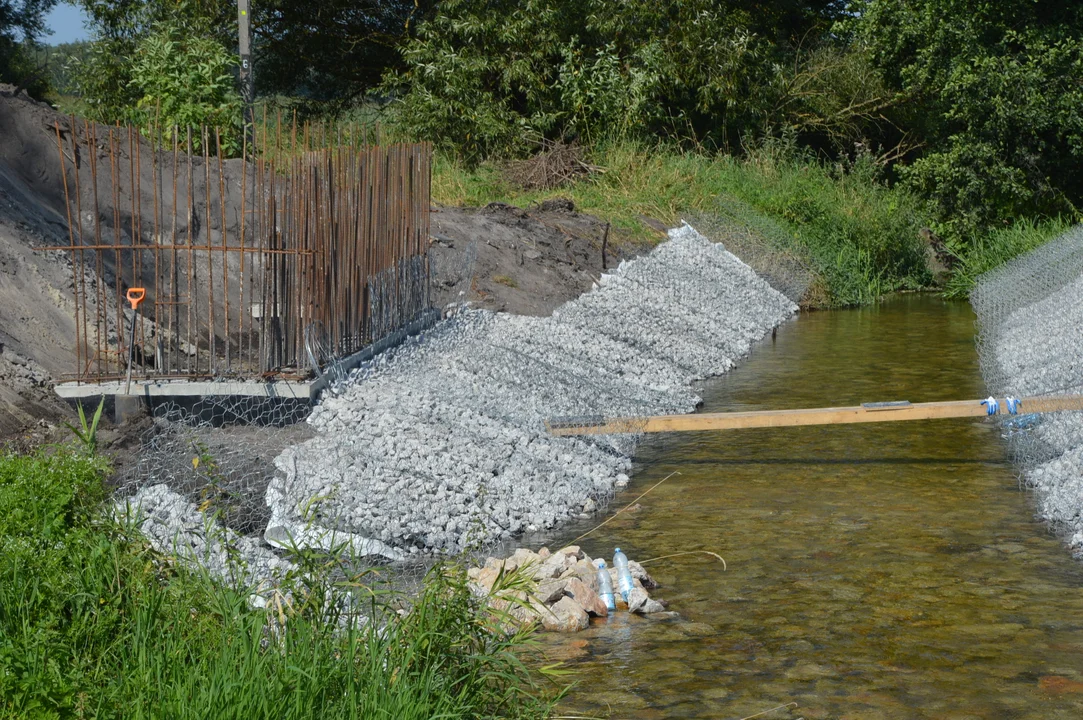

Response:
(434, 140), (931, 306)
(0, 450), (561, 720)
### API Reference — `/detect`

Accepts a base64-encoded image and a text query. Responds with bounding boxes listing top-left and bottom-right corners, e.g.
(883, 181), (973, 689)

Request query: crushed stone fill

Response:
(267, 224), (797, 556)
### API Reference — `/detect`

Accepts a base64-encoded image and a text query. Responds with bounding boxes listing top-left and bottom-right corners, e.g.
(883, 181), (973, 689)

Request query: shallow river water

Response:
(540, 295), (1083, 719)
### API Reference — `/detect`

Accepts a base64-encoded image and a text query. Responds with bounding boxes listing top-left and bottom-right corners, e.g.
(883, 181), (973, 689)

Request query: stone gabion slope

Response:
(268, 224), (797, 556)
(974, 226), (1083, 553)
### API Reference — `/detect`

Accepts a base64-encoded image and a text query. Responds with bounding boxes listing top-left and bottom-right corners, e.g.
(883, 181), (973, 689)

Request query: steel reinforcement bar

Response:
(48, 115), (431, 383)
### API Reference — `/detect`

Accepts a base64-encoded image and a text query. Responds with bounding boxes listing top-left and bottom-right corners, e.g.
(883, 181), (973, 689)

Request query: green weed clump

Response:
(434, 140), (931, 307)
(943, 217), (1074, 299)
(0, 450), (559, 720)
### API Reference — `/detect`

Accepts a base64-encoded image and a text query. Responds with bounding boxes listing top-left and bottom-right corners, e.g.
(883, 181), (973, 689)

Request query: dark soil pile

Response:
(429, 199), (648, 317)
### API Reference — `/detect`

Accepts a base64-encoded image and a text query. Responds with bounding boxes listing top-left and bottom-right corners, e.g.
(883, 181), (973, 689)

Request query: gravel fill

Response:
(979, 240), (1083, 554)
(118, 224), (797, 580)
(116, 483), (294, 599)
(267, 224), (797, 557)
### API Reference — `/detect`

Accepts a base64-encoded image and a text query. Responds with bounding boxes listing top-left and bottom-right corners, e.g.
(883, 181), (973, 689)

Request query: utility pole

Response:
(238, 0), (254, 144)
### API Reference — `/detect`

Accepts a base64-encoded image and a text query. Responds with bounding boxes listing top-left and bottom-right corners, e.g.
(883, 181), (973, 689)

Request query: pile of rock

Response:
(269, 225), (797, 558)
(972, 227), (1083, 554)
(116, 483), (294, 604)
(467, 545), (669, 632)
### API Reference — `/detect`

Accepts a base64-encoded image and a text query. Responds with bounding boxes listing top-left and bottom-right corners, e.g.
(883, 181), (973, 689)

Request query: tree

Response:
(74, 0), (236, 125)
(128, 22), (242, 152)
(75, 0), (429, 121)
(383, 0), (888, 161)
(254, 0), (433, 107)
(846, 0), (1083, 241)
(0, 0), (58, 96)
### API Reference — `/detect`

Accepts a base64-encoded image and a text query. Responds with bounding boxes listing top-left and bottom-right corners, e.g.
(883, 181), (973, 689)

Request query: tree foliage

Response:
(383, 0), (892, 161)
(254, 0), (432, 107)
(129, 23), (242, 152)
(75, 0), (428, 119)
(846, 0), (1083, 240)
(24, 40), (92, 95)
(0, 0), (57, 96)
(73, 1), (240, 147)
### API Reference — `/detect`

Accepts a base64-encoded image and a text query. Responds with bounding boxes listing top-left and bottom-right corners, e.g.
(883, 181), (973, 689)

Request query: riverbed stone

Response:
(627, 560), (656, 588)
(536, 578), (568, 604)
(543, 596), (590, 632)
(637, 598), (666, 614)
(626, 587), (650, 613)
(564, 577), (608, 617)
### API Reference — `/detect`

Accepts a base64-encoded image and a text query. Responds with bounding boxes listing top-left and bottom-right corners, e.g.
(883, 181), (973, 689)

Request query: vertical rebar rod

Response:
(67, 118), (88, 378)
(186, 127), (195, 375)
(86, 120), (105, 378)
(216, 128), (230, 372)
(204, 126), (215, 369)
(152, 113), (161, 375)
(128, 125), (141, 376)
(170, 127), (179, 374)
(239, 125), (247, 373)
(109, 126), (123, 377)
(54, 122), (81, 380)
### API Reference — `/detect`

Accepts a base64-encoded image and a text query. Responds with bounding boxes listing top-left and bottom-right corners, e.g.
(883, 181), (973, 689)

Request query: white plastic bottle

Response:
(595, 559), (616, 611)
(613, 547), (635, 601)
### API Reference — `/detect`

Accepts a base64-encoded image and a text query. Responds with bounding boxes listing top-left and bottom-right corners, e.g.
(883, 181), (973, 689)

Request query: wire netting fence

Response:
(686, 200), (819, 307)
(971, 225), (1083, 546)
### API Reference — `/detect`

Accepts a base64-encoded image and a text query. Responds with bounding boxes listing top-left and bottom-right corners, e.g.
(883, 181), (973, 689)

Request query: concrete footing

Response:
(54, 307), (442, 426)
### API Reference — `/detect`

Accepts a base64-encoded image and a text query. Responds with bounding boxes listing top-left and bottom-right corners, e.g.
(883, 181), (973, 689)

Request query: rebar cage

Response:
(49, 116), (432, 383)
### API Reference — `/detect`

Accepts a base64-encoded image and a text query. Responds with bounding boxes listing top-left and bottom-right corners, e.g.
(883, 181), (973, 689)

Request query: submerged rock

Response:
(468, 546), (672, 632)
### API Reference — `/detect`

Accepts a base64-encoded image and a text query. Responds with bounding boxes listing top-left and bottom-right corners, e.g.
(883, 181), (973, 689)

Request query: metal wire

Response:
(971, 225), (1083, 503)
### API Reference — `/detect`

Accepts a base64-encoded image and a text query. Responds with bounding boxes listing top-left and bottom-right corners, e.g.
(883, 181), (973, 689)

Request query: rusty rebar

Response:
(51, 118), (432, 384)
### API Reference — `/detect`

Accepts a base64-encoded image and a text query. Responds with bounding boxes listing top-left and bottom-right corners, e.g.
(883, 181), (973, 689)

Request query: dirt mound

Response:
(429, 200), (647, 317)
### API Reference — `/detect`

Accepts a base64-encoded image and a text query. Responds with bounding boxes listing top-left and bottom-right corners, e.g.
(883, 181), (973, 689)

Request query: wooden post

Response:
(546, 395), (1083, 436)
(238, 0), (254, 142)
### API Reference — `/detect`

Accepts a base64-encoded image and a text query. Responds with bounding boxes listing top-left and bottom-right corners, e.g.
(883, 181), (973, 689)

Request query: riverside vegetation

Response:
(5, 1), (1079, 305)
(0, 450), (562, 719)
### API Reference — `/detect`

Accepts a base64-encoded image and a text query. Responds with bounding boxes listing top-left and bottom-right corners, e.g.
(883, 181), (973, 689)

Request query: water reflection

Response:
(541, 295), (1083, 719)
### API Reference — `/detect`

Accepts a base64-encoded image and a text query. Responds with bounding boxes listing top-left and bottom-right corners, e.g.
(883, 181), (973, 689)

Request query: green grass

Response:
(0, 450), (560, 720)
(943, 216), (1074, 299)
(433, 140), (932, 307)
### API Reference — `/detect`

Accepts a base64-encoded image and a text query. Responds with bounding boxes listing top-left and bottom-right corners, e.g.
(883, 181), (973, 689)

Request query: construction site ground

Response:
(0, 84), (652, 450)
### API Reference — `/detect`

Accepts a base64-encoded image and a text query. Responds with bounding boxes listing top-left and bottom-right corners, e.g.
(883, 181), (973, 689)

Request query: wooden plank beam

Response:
(546, 395), (1083, 436)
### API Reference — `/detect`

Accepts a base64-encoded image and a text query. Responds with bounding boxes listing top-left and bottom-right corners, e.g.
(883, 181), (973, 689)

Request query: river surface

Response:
(540, 295), (1083, 720)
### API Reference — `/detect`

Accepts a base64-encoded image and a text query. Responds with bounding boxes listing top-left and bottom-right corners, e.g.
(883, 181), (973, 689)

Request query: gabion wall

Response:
(972, 226), (1083, 552)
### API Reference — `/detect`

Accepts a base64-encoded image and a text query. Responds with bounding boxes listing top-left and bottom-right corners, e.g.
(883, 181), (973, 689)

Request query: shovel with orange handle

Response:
(124, 288), (145, 394)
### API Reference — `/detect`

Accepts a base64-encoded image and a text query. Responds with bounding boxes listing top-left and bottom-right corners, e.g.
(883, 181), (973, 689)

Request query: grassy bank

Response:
(942, 217), (1074, 299)
(434, 141), (932, 307)
(0, 450), (558, 720)
(434, 141), (1075, 307)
